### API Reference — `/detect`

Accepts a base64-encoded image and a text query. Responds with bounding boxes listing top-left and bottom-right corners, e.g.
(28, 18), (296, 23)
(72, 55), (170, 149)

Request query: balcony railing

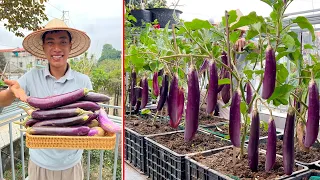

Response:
(0, 103), (122, 180)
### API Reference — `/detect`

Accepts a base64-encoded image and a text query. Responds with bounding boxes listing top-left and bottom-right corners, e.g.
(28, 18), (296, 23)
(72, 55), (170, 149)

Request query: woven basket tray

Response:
(26, 132), (116, 150)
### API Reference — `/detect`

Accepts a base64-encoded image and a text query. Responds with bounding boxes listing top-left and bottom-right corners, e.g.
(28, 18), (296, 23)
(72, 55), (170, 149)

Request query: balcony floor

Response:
(125, 162), (148, 180)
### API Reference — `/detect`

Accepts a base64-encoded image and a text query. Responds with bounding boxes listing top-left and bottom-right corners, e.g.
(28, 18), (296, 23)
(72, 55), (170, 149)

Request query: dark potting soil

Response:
(205, 123), (269, 137)
(150, 132), (231, 154)
(192, 148), (301, 180)
(198, 108), (228, 126)
(259, 140), (320, 163)
(125, 116), (178, 135)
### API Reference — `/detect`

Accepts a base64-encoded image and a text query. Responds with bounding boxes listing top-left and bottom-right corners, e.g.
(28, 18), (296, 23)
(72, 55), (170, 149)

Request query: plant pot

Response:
(285, 170), (320, 180)
(148, 8), (182, 28)
(124, 116), (182, 174)
(185, 146), (308, 180)
(130, 9), (152, 27)
(249, 134), (320, 169)
(144, 130), (232, 180)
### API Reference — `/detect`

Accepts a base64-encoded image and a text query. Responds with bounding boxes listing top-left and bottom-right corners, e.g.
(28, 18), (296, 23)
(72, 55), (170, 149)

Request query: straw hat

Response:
(22, 18), (91, 59)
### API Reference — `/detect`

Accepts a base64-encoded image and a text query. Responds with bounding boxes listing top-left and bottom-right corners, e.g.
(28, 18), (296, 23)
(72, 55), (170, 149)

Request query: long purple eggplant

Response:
(157, 73), (169, 111)
(246, 82), (253, 113)
(265, 117), (277, 171)
(168, 74), (184, 128)
(304, 79), (319, 148)
(27, 88), (90, 110)
(131, 70), (137, 106)
(153, 72), (160, 97)
(141, 76), (149, 109)
(31, 108), (86, 120)
(98, 108), (121, 133)
(229, 89), (241, 147)
(206, 60), (218, 114)
(199, 58), (209, 74)
(23, 126), (90, 136)
(248, 108), (260, 171)
(32, 114), (90, 127)
(262, 45), (276, 99)
(135, 80), (142, 113)
(58, 101), (100, 111)
(283, 107), (295, 175)
(184, 65), (200, 142)
(81, 92), (111, 102)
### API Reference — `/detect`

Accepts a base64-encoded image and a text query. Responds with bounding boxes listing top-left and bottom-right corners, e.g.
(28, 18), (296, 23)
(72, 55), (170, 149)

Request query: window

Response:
(19, 62), (23, 68)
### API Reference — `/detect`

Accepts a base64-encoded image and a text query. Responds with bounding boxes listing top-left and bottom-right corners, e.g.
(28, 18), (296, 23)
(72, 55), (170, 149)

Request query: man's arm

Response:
(0, 79), (27, 107)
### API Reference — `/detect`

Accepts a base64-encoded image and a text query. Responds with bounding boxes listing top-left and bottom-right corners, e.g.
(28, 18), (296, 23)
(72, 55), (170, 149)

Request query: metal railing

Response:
(0, 103), (122, 180)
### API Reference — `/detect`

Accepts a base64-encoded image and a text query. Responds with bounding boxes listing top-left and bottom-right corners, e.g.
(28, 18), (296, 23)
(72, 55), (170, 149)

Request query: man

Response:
(0, 18), (92, 180)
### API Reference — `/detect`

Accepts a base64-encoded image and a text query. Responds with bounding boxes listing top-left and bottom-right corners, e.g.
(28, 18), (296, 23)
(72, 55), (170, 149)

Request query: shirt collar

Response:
(44, 63), (74, 82)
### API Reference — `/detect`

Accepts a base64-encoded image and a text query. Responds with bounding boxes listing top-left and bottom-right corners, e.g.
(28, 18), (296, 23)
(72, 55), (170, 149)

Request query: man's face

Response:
(42, 31), (72, 68)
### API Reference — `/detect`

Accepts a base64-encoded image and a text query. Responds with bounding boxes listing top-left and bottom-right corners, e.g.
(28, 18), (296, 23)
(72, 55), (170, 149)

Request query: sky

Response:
(167, 0), (320, 24)
(0, 0), (122, 59)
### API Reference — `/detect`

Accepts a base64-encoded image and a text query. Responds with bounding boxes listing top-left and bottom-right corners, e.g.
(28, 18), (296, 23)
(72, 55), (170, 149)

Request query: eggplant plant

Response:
(124, 0), (319, 174)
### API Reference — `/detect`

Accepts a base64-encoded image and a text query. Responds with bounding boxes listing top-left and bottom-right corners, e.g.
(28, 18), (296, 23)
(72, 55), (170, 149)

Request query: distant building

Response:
(0, 47), (47, 80)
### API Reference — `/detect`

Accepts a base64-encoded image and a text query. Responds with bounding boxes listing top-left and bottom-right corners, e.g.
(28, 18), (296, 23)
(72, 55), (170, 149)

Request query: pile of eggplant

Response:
(17, 88), (121, 136)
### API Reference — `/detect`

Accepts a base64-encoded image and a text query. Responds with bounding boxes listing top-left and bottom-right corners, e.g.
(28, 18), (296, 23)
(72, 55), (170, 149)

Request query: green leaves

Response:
(230, 12), (264, 31)
(292, 16), (315, 41)
(0, 0), (48, 37)
(267, 84), (295, 106)
(218, 78), (231, 85)
(276, 64), (289, 84)
(184, 19), (212, 31)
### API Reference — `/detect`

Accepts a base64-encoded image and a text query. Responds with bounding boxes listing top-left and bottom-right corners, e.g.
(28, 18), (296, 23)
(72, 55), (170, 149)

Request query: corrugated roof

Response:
(0, 48), (25, 53)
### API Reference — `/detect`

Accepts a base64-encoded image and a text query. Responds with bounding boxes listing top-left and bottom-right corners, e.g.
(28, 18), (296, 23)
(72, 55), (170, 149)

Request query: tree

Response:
(98, 44), (121, 61)
(0, 0), (48, 37)
(69, 52), (96, 76)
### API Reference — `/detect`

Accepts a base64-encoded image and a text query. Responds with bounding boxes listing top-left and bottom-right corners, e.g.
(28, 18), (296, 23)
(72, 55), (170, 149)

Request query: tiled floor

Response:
(125, 162), (148, 180)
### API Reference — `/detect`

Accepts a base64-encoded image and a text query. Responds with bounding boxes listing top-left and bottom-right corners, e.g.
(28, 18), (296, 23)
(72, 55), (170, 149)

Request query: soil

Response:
(125, 115), (178, 135)
(259, 139), (320, 163)
(204, 123), (272, 138)
(191, 148), (302, 180)
(150, 132), (231, 154)
(197, 108), (228, 126)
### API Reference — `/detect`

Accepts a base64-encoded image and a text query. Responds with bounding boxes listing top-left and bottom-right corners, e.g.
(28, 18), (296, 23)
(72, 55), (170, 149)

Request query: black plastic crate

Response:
(145, 130), (232, 180)
(248, 134), (320, 168)
(285, 170), (320, 180)
(125, 127), (147, 173)
(185, 146), (309, 180)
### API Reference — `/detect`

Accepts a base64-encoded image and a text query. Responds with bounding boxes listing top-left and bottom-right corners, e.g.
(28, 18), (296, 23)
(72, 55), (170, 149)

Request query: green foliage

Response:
(0, 0), (48, 37)
(69, 52), (96, 76)
(99, 44), (121, 61)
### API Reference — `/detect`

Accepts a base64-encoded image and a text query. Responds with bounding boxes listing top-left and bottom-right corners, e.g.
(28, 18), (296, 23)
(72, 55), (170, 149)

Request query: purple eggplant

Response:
(248, 108), (260, 171)
(131, 70), (137, 106)
(31, 108), (86, 120)
(262, 45), (276, 99)
(157, 73), (169, 111)
(27, 88), (90, 110)
(229, 89), (241, 147)
(283, 107), (295, 175)
(81, 92), (111, 102)
(58, 101), (100, 111)
(141, 76), (149, 109)
(98, 108), (121, 133)
(246, 82), (253, 113)
(184, 65), (200, 142)
(206, 60), (218, 114)
(153, 72), (160, 97)
(32, 114), (90, 127)
(23, 126), (90, 136)
(265, 117), (277, 171)
(304, 79), (319, 148)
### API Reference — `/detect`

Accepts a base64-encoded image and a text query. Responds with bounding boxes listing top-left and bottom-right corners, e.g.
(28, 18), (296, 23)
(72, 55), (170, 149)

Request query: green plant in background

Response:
(0, 80), (5, 87)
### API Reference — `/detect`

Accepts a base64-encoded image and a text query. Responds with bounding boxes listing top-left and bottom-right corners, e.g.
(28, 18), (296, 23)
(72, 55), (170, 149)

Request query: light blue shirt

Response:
(18, 63), (93, 171)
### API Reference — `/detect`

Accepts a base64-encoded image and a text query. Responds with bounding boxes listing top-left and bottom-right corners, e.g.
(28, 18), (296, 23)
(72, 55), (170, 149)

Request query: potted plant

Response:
(146, 0), (183, 28)
(125, 0), (153, 27)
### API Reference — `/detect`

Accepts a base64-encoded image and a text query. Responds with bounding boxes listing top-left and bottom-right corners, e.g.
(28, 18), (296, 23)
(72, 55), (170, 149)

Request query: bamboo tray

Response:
(26, 132), (116, 150)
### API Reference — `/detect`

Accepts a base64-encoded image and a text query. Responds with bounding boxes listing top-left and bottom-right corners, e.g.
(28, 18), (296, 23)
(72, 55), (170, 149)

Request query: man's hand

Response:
(4, 79), (27, 102)
(234, 38), (246, 52)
